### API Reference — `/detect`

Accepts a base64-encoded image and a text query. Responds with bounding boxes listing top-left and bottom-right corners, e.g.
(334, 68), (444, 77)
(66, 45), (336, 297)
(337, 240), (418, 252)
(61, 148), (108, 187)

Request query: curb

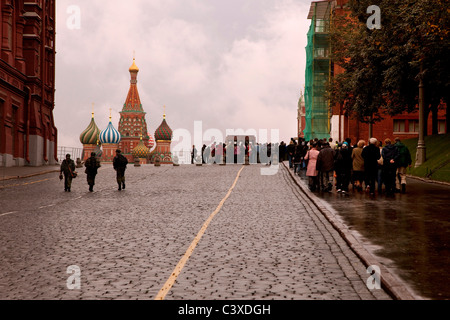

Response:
(406, 174), (450, 187)
(282, 162), (419, 300)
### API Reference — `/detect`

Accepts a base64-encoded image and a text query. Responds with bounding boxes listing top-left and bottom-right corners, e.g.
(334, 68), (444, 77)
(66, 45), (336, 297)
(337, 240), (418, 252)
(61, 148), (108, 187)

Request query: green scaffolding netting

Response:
(304, 1), (332, 142)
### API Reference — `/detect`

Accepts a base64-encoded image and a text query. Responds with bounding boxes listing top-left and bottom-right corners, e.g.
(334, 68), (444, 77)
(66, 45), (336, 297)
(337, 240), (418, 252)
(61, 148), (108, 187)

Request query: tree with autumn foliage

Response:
(328, 0), (450, 133)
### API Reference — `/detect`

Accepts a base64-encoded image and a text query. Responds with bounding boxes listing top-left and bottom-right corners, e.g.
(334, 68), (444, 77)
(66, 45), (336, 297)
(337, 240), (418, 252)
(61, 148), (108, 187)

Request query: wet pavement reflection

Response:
(297, 170), (450, 300)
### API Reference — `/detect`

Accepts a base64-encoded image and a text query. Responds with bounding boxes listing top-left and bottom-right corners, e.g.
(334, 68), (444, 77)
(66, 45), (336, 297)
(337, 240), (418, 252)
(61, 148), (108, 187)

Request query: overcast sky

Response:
(54, 0), (311, 150)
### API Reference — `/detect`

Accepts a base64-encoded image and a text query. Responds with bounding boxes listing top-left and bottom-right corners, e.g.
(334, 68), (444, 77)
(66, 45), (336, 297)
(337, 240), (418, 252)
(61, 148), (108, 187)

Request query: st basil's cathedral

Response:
(79, 58), (172, 164)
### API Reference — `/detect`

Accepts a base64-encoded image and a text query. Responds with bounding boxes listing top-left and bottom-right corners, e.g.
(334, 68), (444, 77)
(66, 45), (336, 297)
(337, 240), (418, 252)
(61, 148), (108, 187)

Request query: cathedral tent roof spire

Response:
(122, 57), (144, 113)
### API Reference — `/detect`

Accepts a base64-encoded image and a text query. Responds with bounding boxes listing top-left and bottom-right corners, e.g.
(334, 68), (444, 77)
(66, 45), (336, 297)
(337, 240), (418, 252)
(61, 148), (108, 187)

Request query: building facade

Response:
(0, 0), (57, 167)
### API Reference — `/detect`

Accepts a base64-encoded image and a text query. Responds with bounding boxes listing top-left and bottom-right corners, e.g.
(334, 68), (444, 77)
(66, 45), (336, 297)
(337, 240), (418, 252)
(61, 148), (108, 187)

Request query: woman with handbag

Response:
(60, 154), (76, 192)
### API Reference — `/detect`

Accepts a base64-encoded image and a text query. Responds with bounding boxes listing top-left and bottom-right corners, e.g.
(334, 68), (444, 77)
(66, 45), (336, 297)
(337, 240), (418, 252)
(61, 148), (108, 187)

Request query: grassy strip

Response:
(401, 134), (450, 183)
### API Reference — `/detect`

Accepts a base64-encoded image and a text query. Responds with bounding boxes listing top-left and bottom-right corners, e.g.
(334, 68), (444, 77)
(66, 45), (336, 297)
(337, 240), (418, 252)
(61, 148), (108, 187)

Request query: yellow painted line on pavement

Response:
(155, 165), (245, 300)
(0, 178), (50, 189)
(23, 178), (50, 185)
(0, 211), (18, 217)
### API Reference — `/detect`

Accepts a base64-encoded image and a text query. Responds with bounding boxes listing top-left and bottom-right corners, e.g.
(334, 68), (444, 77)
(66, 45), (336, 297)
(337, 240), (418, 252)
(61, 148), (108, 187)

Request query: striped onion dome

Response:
(154, 115), (173, 141)
(100, 119), (121, 144)
(80, 114), (101, 145)
(132, 136), (149, 158)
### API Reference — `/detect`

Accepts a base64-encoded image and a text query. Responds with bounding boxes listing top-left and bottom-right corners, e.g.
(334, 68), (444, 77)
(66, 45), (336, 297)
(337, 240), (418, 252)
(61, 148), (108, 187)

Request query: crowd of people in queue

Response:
(191, 141), (277, 165)
(190, 136), (412, 197)
(282, 136), (412, 196)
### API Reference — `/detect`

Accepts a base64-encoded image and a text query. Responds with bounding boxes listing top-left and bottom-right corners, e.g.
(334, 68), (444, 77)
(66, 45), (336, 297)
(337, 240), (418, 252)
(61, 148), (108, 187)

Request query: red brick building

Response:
(0, 0), (57, 167)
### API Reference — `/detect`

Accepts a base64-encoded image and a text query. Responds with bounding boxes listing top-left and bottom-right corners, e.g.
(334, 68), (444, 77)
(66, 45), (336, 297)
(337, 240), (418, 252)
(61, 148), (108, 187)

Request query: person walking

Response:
(305, 143), (320, 191)
(316, 142), (335, 192)
(382, 139), (399, 196)
(191, 145), (197, 164)
(60, 154), (76, 192)
(394, 137), (412, 193)
(362, 138), (381, 195)
(84, 152), (101, 192)
(113, 149), (128, 191)
(351, 140), (366, 191)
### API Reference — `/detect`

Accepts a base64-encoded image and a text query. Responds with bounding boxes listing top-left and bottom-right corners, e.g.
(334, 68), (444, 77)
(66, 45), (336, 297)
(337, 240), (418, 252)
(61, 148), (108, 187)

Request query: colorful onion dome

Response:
(154, 113), (173, 141)
(132, 136), (149, 158)
(100, 118), (121, 144)
(80, 113), (101, 145)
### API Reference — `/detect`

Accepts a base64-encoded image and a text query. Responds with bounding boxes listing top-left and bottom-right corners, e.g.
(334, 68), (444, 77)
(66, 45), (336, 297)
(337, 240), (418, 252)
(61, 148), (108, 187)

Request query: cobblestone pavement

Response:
(0, 163), (391, 300)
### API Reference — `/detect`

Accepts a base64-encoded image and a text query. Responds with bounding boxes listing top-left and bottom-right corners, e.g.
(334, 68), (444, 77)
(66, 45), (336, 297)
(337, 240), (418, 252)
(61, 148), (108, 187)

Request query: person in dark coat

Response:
(60, 154), (76, 192)
(279, 141), (286, 162)
(316, 142), (335, 192)
(362, 138), (381, 195)
(334, 142), (352, 193)
(191, 145), (197, 164)
(382, 139), (399, 196)
(394, 137), (412, 193)
(286, 140), (296, 168)
(113, 149), (128, 191)
(293, 143), (303, 175)
(84, 152), (101, 192)
(298, 139), (308, 170)
(202, 144), (206, 164)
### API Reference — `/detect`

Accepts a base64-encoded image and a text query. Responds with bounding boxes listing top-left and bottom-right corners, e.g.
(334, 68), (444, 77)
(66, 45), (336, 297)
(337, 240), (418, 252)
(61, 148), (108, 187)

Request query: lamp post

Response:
(415, 63), (426, 167)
